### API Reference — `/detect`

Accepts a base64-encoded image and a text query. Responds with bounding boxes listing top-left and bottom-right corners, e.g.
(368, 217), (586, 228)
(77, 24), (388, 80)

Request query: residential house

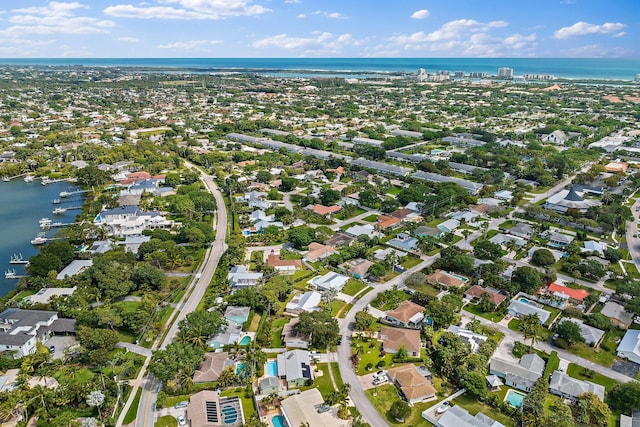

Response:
(308, 272), (349, 292)
(280, 388), (349, 427)
(617, 329), (640, 364)
(285, 291), (322, 315)
(448, 162), (490, 175)
(601, 301), (634, 329)
(384, 301), (425, 329)
(604, 161), (628, 172)
(223, 306), (250, 326)
(486, 375), (504, 392)
(344, 224), (380, 239)
(489, 233), (527, 248)
(449, 210), (478, 224)
(0, 309), (76, 357)
(56, 260), (93, 280)
(388, 233), (419, 252)
(446, 325), (488, 353)
(193, 352), (234, 383)
(379, 326), (421, 357)
(619, 409), (640, 427)
(258, 376), (281, 395)
(414, 225), (442, 239)
(207, 320), (243, 349)
(437, 218), (460, 234)
(303, 242), (336, 262)
(543, 187), (601, 214)
(509, 223), (535, 240)
(123, 235), (151, 254)
(546, 283), (589, 304)
(411, 171), (484, 195)
(376, 215), (402, 231)
(26, 287), (77, 305)
(507, 299), (551, 324)
(489, 354), (545, 392)
(281, 318), (311, 349)
(94, 207), (173, 237)
(277, 349), (314, 388)
(465, 285), (506, 308)
(341, 258), (373, 279)
(427, 271), (468, 289)
(187, 390), (244, 427)
(389, 208), (420, 222)
(545, 231), (575, 248)
(582, 240), (606, 256)
(267, 254), (302, 274)
(373, 247), (407, 262)
(327, 233), (355, 248)
(494, 190), (513, 201)
(309, 204), (341, 216)
(565, 318), (605, 346)
(228, 266), (263, 288)
(428, 405), (506, 427)
(543, 130), (569, 144)
(387, 364), (437, 405)
(549, 370), (605, 401)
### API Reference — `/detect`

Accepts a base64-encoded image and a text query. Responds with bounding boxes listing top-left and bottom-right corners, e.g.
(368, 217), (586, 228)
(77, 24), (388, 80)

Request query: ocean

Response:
(0, 179), (80, 297)
(0, 58), (638, 81)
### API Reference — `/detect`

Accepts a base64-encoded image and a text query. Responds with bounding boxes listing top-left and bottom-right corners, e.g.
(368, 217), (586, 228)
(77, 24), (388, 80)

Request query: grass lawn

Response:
(507, 319), (552, 341)
(353, 339), (395, 375)
(335, 207), (367, 220)
(463, 305), (506, 323)
(564, 341), (617, 367)
(154, 416), (177, 427)
(338, 303), (353, 318)
(405, 281), (440, 297)
(221, 388), (256, 419)
(365, 384), (434, 427)
(123, 387), (143, 424)
(453, 393), (515, 427)
(386, 186), (402, 196)
(400, 255), (422, 269)
(247, 313), (261, 332)
(498, 220), (516, 229)
(331, 300), (348, 316)
(363, 214), (380, 222)
(341, 279), (367, 296)
(269, 317), (289, 348)
(330, 362), (344, 388)
(162, 394), (192, 409)
(54, 366), (95, 384)
(624, 262), (640, 279)
(304, 363), (334, 399)
(566, 363), (620, 391)
(114, 300), (141, 313)
(11, 290), (35, 302)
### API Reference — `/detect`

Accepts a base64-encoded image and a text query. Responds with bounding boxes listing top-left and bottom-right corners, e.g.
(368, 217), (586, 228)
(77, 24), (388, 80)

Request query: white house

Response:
(0, 309), (76, 357)
(617, 329), (640, 364)
(308, 272), (349, 292)
(228, 266), (263, 288)
(285, 291), (322, 315)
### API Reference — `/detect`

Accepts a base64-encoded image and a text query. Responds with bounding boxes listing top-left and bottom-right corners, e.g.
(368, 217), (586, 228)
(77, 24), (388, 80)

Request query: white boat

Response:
(53, 207), (66, 215)
(24, 175), (34, 182)
(436, 402), (450, 414)
(2, 177), (9, 182)
(39, 217), (52, 225)
(52, 198), (61, 204)
(9, 253), (28, 264)
(5, 270), (17, 279)
(41, 177), (51, 185)
(31, 233), (48, 245)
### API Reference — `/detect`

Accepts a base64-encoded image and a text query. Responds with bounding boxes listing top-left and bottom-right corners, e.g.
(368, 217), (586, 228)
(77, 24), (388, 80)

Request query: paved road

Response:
(625, 197), (640, 268)
(116, 162), (228, 427)
(461, 310), (637, 384)
(330, 209), (375, 231)
(526, 162), (594, 204)
(337, 255), (439, 427)
(116, 342), (152, 358)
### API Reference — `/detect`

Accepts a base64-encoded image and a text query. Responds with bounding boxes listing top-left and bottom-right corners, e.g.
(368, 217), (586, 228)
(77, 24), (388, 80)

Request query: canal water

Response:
(0, 178), (80, 297)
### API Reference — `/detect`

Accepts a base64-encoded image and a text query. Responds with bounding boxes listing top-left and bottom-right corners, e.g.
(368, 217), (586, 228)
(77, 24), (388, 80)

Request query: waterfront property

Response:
(0, 309), (76, 357)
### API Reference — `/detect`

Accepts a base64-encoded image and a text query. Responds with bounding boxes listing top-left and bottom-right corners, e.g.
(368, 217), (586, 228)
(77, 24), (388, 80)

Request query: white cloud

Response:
(311, 10), (347, 19)
(252, 31), (364, 55)
(284, 0), (301, 3)
(104, 0), (270, 20)
(2, 2), (115, 35)
(386, 19), (539, 57)
(158, 39), (223, 49)
(553, 21), (626, 39)
(410, 9), (429, 19)
(296, 13), (306, 18)
(116, 36), (140, 43)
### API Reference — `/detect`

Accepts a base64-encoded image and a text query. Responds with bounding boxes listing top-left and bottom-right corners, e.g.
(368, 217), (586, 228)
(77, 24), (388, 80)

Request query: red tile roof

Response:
(548, 283), (589, 301)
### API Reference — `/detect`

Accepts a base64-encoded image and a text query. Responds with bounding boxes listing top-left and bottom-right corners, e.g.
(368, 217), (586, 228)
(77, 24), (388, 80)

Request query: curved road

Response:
(116, 163), (228, 427)
(337, 256), (438, 427)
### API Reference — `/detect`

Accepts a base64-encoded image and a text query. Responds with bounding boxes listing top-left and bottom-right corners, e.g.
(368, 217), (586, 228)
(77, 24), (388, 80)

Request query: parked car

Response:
(49, 346), (55, 353)
(175, 401), (188, 409)
(372, 376), (388, 385)
(373, 370), (387, 379)
(317, 404), (330, 413)
(177, 415), (186, 426)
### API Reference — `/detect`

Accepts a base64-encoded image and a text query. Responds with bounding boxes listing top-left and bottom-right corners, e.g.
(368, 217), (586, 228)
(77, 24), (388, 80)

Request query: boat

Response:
(24, 175), (34, 182)
(52, 198), (61, 204)
(31, 233), (48, 245)
(41, 177), (50, 185)
(53, 207), (66, 215)
(9, 253), (28, 264)
(5, 270), (18, 279)
(2, 177), (9, 182)
(59, 191), (70, 198)
(39, 217), (52, 226)
(436, 402), (450, 414)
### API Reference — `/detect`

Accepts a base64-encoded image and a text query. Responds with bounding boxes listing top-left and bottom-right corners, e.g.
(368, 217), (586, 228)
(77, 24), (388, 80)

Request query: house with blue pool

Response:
(187, 390), (244, 427)
(223, 306), (250, 326)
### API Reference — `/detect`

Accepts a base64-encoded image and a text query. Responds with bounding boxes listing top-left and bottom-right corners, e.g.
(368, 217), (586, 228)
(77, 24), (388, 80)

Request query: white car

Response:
(177, 415), (186, 426)
(372, 376), (388, 385)
(373, 370), (387, 379)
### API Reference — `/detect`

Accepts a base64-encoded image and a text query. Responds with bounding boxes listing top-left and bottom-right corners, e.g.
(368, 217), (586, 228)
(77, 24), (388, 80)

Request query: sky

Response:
(0, 0), (637, 58)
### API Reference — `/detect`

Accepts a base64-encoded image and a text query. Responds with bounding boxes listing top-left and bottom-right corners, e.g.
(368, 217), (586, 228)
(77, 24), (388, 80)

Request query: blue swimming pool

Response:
(239, 335), (251, 346)
(504, 389), (526, 408)
(266, 360), (278, 377)
(272, 415), (286, 427)
(236, 362), (246, 375)
(519, 297), (530, 304)
(221, 405), (238, 424)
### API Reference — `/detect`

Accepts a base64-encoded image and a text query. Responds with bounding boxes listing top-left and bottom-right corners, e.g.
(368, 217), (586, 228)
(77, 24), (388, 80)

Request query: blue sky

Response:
(0, 0), (637, 57)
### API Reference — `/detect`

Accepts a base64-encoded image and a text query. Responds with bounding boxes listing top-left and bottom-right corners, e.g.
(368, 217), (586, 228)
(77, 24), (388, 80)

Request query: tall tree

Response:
(518, 313), (541, 350)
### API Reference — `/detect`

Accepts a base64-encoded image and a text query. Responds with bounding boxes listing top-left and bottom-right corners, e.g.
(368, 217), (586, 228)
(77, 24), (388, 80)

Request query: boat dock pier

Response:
(1, 172), (28, 182)
(60, 189), (91, 198)
(4, 269), (25, 279)
(53, 206), (82, 215)
(9, 253), (29, 264)
(41, 177), (69, 186)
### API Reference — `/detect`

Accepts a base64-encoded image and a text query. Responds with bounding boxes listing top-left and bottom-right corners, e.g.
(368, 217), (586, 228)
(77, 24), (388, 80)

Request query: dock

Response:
(1, 172), (28, 182)
(60, 189), (91, 198)
(41, 177), (68, 186)
(53, 206), (82, 215)
(5, 270), (25, 279)
(9, 253), (29, 264)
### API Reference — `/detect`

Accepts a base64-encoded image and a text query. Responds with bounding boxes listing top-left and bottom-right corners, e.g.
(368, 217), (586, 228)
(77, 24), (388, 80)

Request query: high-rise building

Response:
(498, 67), (514, 79)
(635, 74), (640, 83)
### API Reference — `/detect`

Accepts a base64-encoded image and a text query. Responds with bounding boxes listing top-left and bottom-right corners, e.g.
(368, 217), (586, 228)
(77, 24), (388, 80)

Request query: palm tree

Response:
(86, 390), (105, 422)
(518, 313), (541, 351)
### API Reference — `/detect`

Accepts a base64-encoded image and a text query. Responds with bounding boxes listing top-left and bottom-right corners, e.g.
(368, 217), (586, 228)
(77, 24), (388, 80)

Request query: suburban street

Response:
(116, 163), (228, 427)
(625, 197), (640, 267)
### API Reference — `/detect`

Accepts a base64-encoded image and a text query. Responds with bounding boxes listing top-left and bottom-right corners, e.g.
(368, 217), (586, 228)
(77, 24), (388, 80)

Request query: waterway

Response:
(0, 179), (80, 297)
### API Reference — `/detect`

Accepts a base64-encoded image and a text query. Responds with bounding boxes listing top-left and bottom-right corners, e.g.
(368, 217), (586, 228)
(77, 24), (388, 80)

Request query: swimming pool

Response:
(266, 360), (278, 377)
(519, 297), (531, 304)
(236, 362), (246, 375)
(504, 389), (526, 408)
(242, 229), (251, 236)
(221, 404), (238, 424)
(272, 415), (286, 427)
(239, 335), (251, 346)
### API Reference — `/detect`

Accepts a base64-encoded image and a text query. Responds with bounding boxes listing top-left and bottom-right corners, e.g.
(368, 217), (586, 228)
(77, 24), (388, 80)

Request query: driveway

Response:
(358, 373), (386, 391)
(44, 336), (78, 360)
